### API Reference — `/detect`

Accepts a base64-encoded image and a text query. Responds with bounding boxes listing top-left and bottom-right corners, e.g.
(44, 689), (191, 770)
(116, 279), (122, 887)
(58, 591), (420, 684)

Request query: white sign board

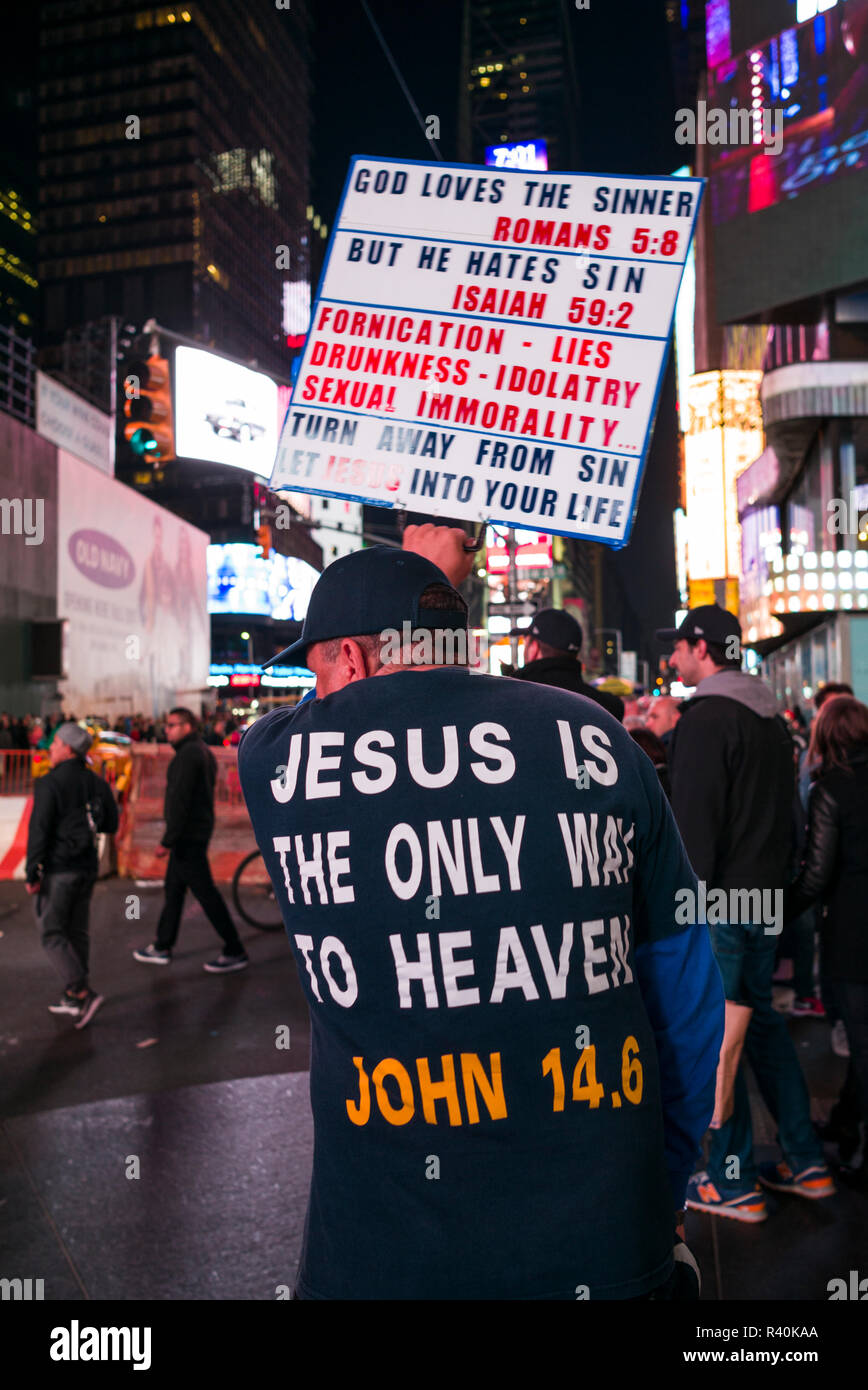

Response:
(271, 157), (703, 548)
(175, 345), (278, 476)
(57, 451), (210, 717)
(37, 371), (114, 476)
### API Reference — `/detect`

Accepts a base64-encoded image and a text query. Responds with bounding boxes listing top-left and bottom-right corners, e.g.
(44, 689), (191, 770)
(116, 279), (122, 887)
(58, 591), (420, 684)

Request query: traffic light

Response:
(255, 524), (272, 558)
(123, 356), (175, 462)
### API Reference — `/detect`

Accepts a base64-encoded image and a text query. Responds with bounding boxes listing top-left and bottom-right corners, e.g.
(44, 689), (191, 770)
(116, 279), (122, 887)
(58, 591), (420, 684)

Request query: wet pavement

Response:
(1, 879), (865, 1300)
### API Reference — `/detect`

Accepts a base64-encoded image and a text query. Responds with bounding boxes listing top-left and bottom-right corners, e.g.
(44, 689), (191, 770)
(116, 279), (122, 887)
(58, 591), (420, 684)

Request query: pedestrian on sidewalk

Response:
(133, 708), (248, 973)
(786, 696), (868, 1179)
(25, 723), (119, 1029)
(657, 605), (835, 1222)
(799, 683), (854, 1047)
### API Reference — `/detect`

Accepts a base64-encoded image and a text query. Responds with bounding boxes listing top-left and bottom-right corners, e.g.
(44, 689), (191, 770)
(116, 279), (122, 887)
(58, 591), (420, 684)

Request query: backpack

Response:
(58, 768), (106, 858)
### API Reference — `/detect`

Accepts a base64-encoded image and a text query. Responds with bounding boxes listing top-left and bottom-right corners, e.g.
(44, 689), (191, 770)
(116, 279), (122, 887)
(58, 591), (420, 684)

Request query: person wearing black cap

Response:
(655, 605), (834, 1220)
(237, 536), (724, 1301)
(506, 608), (625, 722)
(25, 722), (119, 1029)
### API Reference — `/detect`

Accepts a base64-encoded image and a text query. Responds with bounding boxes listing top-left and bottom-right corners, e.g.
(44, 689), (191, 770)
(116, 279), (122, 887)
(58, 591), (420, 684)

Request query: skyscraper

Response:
(459, 0), (580, 168)
(37, 0), (312, 380)
(1, 8), (39, 338)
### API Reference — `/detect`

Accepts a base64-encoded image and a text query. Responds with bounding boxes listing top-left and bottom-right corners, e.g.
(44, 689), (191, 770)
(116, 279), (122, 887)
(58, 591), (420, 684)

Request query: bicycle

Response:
(231, 850), (283, 931)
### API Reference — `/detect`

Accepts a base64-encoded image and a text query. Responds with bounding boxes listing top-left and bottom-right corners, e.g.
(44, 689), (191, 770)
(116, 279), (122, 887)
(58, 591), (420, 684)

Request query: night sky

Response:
(309, 0), (688, 649)
(311, 0), (681, 219)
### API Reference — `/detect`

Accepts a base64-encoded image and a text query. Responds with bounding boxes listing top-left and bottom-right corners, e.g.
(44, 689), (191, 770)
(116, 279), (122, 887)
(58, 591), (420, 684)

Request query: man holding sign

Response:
(238, 529), (723, 1299)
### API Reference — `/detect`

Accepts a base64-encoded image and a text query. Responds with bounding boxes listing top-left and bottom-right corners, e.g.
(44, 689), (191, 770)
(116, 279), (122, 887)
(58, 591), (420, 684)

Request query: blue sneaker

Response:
(758, 1161), (835, 1200)
(685, 1171), (768, 1223)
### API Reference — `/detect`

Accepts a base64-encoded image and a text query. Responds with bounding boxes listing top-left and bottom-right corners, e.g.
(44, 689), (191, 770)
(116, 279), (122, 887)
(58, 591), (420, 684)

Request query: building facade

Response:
(37, 0), (312, 381)
(685, 0), (868, 704)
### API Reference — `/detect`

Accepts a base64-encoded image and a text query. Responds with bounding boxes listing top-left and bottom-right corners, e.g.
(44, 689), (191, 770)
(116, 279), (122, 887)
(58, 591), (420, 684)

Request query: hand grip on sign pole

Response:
(395, 510), (487, 553)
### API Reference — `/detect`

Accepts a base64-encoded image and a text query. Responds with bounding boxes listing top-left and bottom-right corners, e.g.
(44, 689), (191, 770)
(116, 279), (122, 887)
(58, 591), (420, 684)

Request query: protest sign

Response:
(271, 157), (703, 547)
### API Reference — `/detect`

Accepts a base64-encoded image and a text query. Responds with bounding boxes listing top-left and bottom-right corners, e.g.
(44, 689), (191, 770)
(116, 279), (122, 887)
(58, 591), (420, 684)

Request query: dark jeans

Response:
(155, 842), (243, 955)
(830, 980), (868, 1132)
(707, 921), (823, 1190)
(786, 909), (817, 999)
(35, 870), (96, 993)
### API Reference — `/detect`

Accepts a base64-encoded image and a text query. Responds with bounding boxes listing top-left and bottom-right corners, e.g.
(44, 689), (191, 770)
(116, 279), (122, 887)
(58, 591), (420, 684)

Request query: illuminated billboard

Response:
(207, 543), (318, 620)
(209, 662), (316, 689)
(684, 371), (763, 583)
(485, 527), (553, 573)
(175, 346), (279, 475)
(710, 0), (868, 319)
(484, 139), (548, 170)
(58, 452), (209, 717)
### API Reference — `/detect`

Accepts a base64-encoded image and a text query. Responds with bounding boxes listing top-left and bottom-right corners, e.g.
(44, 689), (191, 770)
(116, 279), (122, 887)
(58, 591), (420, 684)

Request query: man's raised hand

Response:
(401, 523), (476, 589)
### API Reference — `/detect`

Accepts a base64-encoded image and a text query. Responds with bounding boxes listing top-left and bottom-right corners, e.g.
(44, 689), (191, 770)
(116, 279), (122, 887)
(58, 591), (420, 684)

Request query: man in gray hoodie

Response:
(657, 605), (834, 1221)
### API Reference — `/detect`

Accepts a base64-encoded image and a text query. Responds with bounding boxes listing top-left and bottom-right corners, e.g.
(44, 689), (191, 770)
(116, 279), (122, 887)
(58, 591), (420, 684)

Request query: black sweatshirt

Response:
(510, 655), (625, 721)
(26, 757), (119, 883)
(669, 670), (794, 892)
(162, 733), (217, 848)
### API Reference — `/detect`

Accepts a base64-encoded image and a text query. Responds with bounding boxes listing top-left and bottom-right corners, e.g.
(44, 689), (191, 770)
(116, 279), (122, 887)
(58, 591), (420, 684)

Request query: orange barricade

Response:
(116, 745), (258, 881)
(0, 750), (35, 796)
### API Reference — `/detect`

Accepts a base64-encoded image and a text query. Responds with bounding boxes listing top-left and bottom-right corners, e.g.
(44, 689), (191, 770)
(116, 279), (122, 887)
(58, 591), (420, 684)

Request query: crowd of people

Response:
(620, 678), (858, 1030)
(0, 712), (59, 752)
(0, 710), (247, 750)
(17, 521), (868, 1299)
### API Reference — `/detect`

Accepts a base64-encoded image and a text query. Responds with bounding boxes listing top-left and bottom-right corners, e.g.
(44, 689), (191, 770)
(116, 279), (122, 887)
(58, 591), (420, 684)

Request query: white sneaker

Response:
(831, 1020), (850, 1058)
(204, 953), (249, 973)
(133, 944), (171, 965)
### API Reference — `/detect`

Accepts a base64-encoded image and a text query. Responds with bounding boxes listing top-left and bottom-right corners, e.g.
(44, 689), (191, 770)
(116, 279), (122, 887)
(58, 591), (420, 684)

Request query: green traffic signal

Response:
(127, 427), (161, 458)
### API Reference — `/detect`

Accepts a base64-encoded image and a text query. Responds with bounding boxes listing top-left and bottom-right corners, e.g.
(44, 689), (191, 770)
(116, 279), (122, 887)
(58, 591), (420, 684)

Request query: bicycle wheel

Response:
(232, 850), (284, 930)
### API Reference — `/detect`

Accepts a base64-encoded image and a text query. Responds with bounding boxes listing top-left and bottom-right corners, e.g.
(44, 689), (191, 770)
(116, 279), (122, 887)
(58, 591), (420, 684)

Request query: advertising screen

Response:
(710, 0), (868, 320)
(485, 527), (553, 572)
(484, 140), (548, 170)
(174, 346), (279, 475)
(207, 543), (319, 620)
(684, 370), (763, 582)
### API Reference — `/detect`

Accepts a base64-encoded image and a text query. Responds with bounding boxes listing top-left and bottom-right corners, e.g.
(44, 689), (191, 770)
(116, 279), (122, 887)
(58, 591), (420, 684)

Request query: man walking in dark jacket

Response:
(133, 708), (248, 972)
(26, 723), (119, 1029)
(657, 605), (834, 1221)
(507, 608), (625, 721)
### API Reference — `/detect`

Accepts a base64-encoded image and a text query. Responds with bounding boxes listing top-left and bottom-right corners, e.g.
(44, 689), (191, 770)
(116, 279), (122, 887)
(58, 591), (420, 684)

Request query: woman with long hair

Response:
(786, 696), (868, 1177)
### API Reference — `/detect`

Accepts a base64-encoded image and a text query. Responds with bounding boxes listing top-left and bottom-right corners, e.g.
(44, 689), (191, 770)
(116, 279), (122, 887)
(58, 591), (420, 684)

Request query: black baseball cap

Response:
(261, 546), (467, 669)
(655, 604), (741, 646)
(510, 607), (582, 653)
